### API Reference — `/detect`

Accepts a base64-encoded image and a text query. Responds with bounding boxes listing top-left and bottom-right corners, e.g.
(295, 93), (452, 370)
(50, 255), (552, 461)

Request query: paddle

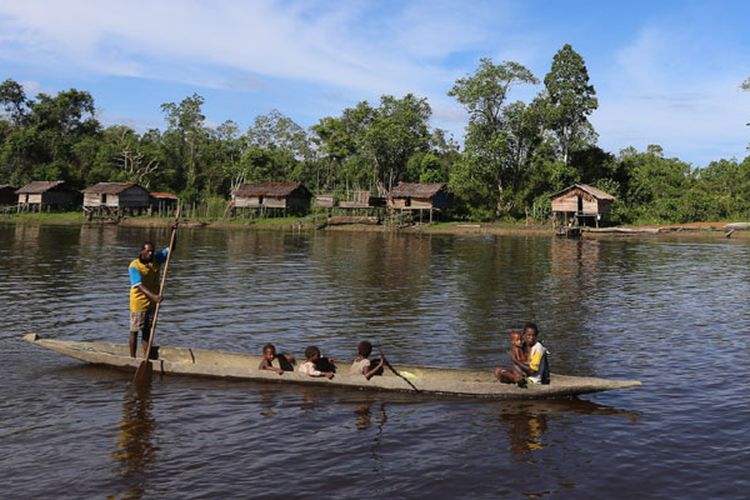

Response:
(133, 208), (180, 385)
(377, 347), (420, 393)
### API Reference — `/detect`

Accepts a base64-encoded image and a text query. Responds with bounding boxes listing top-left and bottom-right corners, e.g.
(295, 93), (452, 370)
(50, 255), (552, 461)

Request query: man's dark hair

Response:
(141, 241), (154, 251)
(523, 322), (539, 334)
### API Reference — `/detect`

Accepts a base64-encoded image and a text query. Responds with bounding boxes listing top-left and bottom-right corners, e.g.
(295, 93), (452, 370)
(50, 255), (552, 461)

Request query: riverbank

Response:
(1, 212), (748, 240)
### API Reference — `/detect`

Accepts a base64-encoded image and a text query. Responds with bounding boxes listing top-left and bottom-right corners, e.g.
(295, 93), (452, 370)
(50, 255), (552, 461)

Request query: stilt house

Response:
(150, 192), (179, 214)
(15, 181), (78, 211)
(82, 183), (151, 210)
(233, 182), (312, 216)
(388, 182), (449, 222)
(550, 183), (615, 228)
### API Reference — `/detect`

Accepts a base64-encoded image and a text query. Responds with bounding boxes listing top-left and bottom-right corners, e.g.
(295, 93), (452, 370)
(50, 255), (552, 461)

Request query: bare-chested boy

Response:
(495, 331), (528, 386)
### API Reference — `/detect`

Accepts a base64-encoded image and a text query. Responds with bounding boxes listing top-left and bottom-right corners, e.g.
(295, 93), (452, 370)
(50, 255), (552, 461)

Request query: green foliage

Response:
(541, 44), (598, 165)
(448, 58), (540, 217)
(1, 68), (749, 225)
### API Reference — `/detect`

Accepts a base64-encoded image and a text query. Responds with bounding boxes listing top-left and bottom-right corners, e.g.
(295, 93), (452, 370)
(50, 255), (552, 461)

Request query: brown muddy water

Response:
(1, 223), (749, 499)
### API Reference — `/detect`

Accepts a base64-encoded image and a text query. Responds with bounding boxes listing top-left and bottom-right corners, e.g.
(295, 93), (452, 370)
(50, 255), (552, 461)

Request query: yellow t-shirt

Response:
(128, 249), (168, 312)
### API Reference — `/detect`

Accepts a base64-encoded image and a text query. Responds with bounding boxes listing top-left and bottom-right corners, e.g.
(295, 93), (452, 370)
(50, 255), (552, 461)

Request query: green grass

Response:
(0, 211), (85, 224)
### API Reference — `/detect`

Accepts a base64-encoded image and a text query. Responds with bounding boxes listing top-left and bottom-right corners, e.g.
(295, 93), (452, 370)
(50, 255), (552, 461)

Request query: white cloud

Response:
(592, 25), (750, 165)
(0, 1), (747, 164)
(0, 0), (512, 98)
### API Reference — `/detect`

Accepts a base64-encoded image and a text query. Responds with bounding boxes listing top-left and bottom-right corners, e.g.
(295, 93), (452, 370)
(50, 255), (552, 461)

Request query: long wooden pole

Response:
(378, 348), (420, 392)
(133, 209), (180, 385)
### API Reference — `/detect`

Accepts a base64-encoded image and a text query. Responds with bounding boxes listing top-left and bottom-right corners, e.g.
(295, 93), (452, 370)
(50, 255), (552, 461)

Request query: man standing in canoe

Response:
(128, 225), (177, 357)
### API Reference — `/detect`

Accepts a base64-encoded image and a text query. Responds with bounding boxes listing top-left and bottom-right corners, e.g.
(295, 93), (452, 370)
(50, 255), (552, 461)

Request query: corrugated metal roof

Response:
(390, 182), (447, 199)
(550, 183), (616, 201)
(236, 182), (307, 197)
(81, 182), (141, 194)
(15, 180), (67, 194)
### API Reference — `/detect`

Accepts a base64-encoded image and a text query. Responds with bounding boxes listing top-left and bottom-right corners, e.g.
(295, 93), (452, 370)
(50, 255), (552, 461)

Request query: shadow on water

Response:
(111, 385), (158, 500)
(492, 397), (641, 456)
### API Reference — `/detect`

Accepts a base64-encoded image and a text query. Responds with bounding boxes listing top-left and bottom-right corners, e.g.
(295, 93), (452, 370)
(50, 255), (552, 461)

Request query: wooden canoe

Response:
(22, 334), (641, 400)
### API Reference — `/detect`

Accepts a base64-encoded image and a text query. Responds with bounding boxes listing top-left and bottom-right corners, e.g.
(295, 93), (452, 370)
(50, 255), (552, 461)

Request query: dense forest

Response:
(2, 45), (749, 224)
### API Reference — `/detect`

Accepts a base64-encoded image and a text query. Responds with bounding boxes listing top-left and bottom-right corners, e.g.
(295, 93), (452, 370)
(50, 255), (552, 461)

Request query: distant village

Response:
(1, 180), (615, 229)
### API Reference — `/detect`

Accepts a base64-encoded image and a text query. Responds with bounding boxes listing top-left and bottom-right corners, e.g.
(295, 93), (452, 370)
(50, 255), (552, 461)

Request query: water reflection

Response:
(353, 401), (388, 432)
(499, 405), (549, 454)
(112, 386), (157, 500)
(497, 398), (640, 456)
(259, 388), (278, 418)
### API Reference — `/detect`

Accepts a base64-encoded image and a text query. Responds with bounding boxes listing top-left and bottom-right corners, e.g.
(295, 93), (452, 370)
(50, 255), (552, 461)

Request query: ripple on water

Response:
(1, 226), (749, 498)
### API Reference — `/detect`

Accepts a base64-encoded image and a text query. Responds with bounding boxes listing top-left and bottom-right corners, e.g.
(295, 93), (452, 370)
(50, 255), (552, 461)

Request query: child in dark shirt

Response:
(258, 343), (295, 375)
(298, 346), (335, 379)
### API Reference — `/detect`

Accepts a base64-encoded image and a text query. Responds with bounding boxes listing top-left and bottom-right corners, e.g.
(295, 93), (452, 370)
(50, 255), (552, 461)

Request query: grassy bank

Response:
(2, 211), (748, 240)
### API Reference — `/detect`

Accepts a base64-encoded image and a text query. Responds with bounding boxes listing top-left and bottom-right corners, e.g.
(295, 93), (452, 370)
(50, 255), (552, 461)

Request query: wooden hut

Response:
(150, 191), (179, 216)
(0, 185), (18, 205)
(82, 182), (150, 211)
(550, 183), (615, 228)
(15, 180), (78, 212)
(233, 182), (312, 216)
(388, 182), (448, 223)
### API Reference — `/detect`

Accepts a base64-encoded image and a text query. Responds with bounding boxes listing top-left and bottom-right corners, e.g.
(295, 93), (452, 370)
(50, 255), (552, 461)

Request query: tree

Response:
(246, 110), (311, 161)
(618, 146), (693, 223)
(160, 94), (208, 200)
(362, 94), (432, 194)
(0, 87), (101, 188)
(112, 126), (161, 188)
(542, 44), (598, 165)
(311, 114), (360, 191)
(0, 79), (30, 126)
(448, 58), (539, 216)
(212, 120), (247, 196)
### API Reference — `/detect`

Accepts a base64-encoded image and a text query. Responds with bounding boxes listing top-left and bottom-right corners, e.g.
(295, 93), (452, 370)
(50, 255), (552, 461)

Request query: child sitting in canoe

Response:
(298, 346), (335, 379)
(258, 343), (296, 375)
(523, 323), (550, 385)
(350, 340), (385, 380)
(495, 331), (528, 387)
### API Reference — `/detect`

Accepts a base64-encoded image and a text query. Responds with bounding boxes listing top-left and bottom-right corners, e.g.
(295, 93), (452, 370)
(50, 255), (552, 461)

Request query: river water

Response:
(1, 223), (748, 499)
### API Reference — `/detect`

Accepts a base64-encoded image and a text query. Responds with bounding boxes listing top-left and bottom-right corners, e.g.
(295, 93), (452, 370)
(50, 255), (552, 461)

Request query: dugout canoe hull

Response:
(22, 334), (641, 400)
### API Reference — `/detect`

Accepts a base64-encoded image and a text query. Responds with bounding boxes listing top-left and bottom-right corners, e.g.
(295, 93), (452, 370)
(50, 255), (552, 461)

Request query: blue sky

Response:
(1, 0), (748, 167)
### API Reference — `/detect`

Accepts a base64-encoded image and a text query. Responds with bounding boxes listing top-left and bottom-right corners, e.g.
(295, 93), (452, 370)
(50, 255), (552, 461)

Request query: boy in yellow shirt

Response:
(128, 228), (176, 357)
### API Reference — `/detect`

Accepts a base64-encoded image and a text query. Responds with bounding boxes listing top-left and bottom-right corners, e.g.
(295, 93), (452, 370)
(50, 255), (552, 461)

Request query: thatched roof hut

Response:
(389, 183), (448, 209)
(234, 182), (312, 215)
(15, 180), (78, 210)
(387, 182), (449, 223)
(81, 182), (150, 209)
(550, 183), (616, 227)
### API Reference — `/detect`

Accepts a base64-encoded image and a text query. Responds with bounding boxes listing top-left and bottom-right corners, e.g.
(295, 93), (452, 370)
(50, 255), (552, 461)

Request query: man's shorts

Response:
(130, 308), (155, 339)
